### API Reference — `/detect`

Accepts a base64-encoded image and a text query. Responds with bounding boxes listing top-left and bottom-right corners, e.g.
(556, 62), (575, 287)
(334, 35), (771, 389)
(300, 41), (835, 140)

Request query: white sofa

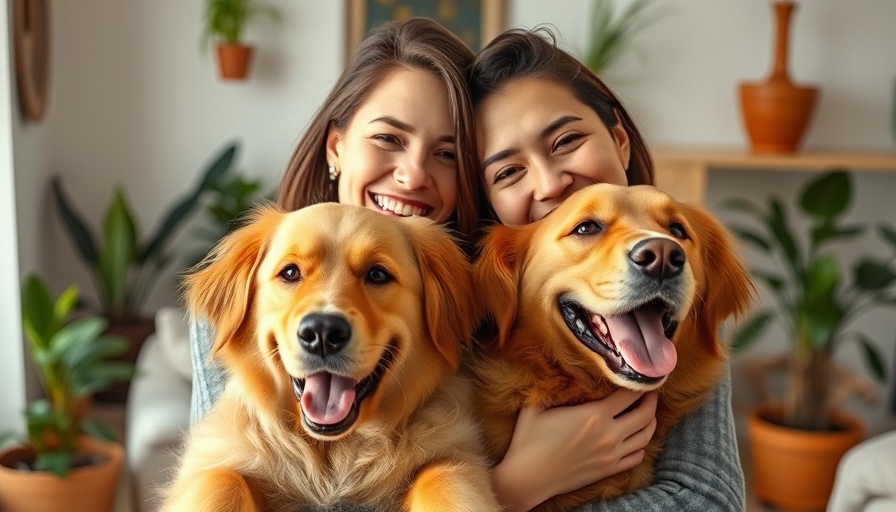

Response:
(125, 307), (192, 512)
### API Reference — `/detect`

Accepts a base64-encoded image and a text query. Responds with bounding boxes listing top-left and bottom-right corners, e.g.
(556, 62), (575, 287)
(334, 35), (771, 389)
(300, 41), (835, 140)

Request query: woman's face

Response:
(327, 67), (458, 223)
(476, 77), (631, 226)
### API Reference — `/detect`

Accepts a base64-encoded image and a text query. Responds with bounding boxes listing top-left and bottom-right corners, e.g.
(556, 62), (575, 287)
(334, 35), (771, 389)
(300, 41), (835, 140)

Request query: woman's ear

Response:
(611, 109), (631, 171)
(325, 121), (342, 167)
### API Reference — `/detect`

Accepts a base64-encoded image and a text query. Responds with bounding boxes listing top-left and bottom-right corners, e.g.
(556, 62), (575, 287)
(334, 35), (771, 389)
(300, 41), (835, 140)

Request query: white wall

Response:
(0, 0), (26, 435)
(9, 0), (896, 432)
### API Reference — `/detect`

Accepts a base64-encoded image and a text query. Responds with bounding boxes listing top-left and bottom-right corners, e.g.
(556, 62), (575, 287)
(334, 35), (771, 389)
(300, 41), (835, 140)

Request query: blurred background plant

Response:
(0, 275), (133, 477)
(725, 169), (896, 431)
(583, 0), (664, 75)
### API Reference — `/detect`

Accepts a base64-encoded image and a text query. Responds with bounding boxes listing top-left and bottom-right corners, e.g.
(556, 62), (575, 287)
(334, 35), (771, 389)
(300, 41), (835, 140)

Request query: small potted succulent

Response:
(202, 0), (283, 80)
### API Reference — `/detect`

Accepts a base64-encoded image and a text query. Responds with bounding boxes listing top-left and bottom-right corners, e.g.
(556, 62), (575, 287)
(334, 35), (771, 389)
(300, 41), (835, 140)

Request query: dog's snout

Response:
(298, 313), (352, 357)
(629, 238), (686, 280)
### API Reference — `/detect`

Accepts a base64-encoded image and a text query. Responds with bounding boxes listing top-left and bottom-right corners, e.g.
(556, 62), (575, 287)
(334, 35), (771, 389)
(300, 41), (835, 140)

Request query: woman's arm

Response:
(573, 364), (746, 512)
(189, 318), (227, 423)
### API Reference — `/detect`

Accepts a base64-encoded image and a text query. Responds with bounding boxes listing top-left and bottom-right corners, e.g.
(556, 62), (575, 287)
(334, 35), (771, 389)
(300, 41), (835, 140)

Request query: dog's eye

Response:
(669, 222), (689, 240)
(278, 264), (302, 282)
(572, 220), (603, 236)
(365, 265), (394, 285)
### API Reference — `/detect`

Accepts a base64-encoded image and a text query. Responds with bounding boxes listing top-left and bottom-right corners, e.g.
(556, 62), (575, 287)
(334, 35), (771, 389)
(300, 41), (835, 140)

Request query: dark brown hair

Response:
(276, 18), (478, 238)
(468, 27), (654, 223)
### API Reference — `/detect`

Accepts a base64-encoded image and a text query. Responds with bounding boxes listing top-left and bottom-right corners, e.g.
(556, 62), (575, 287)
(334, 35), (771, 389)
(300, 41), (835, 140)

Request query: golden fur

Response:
(470, 184), (753, 511)
(165, 203), (499, 512)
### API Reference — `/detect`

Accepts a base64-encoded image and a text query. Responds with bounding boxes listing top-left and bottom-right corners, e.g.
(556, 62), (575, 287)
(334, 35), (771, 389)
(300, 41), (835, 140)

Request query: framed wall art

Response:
(345, 0), (505, 63)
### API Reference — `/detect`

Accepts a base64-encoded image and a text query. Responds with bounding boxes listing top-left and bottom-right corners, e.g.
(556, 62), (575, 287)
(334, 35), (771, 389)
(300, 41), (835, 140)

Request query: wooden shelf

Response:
(651, 147), (896, 204)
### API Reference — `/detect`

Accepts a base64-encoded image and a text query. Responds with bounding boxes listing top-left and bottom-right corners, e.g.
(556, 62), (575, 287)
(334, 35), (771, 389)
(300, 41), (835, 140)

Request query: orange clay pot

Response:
(739, 1), (818, 153)
(0, 436), (123, 512)
(748, 404), (864, 512)
(216, 43), (254, 80)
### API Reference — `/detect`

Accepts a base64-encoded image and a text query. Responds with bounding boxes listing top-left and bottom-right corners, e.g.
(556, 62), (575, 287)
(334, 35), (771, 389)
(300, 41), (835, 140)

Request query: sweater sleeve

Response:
(573, 364), (746, 512)
(189, 318), (227, 424)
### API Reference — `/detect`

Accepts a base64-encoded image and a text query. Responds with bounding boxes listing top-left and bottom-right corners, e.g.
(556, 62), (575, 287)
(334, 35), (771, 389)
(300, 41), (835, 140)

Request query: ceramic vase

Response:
(739, 1), (818, 153)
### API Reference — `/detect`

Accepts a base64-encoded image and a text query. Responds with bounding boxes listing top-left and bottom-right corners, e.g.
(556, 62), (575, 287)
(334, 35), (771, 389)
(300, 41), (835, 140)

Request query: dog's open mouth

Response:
(291, 344), (395, 437)
(560, 298), (679, 384)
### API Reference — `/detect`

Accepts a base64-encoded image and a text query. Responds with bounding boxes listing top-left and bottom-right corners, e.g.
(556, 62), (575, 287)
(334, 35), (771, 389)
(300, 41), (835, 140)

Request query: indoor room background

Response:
(3, 0), (895, 450)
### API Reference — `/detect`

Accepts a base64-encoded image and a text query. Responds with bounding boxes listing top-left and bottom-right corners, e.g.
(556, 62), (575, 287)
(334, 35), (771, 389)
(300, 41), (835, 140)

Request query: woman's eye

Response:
(436, 149), (457, 162)
(278, 264), (302, 282)
(365, 265), (394, 285)
(553, 133), (584, 152)
(373, 134), (403, 146)
(572, 220), (603, 236)
(669, 222), (689, 240)
(494, 166), (520, 184)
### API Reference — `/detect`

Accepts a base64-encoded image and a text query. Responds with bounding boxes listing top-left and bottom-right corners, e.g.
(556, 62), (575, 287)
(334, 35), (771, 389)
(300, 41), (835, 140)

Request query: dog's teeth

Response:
(575, 319), (586, 333)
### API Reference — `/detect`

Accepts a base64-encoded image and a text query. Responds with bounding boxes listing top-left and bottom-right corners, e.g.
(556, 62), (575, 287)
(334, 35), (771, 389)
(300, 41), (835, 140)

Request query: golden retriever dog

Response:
(470, 184), (752, 511)
(165, 203), (499, 512)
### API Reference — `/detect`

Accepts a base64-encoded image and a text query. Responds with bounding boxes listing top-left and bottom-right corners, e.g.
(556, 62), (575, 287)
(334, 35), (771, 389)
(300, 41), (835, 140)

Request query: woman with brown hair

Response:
(469, 27), (745, 511)
(190, 17), (481, 420)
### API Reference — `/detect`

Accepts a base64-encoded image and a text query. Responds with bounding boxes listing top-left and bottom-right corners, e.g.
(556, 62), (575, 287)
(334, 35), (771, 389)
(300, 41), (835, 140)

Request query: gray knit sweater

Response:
(189, 320), (745, 511)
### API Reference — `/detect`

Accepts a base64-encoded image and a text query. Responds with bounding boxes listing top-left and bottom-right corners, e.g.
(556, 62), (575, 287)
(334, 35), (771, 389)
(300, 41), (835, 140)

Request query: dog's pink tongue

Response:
(604, 304), (677, 378)
(300, 372), (356, 425)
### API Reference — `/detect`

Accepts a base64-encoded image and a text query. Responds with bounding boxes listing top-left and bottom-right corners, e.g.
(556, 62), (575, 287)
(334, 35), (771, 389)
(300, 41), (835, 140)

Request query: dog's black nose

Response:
(298, 313), (352, 357)
(629, 238), (686, 281)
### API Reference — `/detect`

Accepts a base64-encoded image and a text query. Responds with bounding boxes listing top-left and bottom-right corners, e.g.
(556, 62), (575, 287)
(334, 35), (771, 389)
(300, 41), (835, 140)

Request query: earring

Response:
(328, 165), (339, 181)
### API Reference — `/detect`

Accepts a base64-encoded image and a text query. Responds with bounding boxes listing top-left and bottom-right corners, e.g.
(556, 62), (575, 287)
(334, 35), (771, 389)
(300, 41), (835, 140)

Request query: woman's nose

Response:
(531, 163), (571, 202)
(393, 156), (430, 191)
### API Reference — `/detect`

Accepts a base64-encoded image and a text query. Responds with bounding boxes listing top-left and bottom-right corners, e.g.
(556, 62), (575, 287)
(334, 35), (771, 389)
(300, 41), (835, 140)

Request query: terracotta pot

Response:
(0, 436), (123, 512)
(93, 315), (155, 404)
(739, 1), (818, 153)
(215, 43), (254, 80)
(748, 404), (865, 512)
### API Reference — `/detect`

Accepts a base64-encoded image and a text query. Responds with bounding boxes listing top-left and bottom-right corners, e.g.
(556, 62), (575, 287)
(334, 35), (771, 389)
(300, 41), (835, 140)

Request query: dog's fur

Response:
(470, 184), (753, 511)
(164, 203), (499, 512)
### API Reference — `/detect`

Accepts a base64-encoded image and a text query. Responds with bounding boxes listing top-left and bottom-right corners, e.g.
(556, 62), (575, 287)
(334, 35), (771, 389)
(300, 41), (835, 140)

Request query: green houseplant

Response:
(583, 0), (662, 75)
(202, 0), (283, 80)
(726, 169), (894, 430)
(725, 169), (896, 510)
(0, 275), (133, 510)
(52, 142), (237, 325)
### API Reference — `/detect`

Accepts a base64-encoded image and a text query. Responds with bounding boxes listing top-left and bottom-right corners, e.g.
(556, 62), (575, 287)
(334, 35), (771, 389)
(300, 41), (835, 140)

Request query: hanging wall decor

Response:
(13, 0), (51, 121)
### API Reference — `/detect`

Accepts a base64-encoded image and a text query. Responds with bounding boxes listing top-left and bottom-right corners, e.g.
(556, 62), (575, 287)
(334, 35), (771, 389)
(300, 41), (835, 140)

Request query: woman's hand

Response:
(491, 390), (658, 512)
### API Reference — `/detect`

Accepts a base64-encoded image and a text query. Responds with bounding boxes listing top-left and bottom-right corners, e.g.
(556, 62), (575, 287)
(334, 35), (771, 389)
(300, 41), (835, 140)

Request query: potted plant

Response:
(51, 142), (237, 401)
(0, 275), (134, 511)
(725, 169), (896, 511)
(202, 0), (283, 80)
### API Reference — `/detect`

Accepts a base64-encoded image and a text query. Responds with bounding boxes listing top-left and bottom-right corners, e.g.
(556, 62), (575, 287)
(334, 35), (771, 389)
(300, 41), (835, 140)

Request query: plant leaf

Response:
(51, 176), (99, 264)
(36, 451), (72, 478)
(731, 310), (775, 352)
(799, 170), (851, 220)
(853, 258), (896, 291)
(767, 198), (803, 279)
(98, 189), (139, 318)
(878, 223), (896, 250)
(853, 332), (886, 382)
(80, 419), (118, 442)
(728, 224), (772, 252)
(21, 275), (60, 349)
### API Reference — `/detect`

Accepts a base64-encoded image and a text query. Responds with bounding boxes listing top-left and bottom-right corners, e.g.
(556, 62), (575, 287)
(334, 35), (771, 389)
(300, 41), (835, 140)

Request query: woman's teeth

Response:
(374, 195), (428, 217)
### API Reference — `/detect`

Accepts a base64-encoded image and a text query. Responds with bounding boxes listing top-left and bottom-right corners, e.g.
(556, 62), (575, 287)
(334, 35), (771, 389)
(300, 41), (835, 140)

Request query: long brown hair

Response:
(276, 18), (478, 238)
(468, 27), (654, 224)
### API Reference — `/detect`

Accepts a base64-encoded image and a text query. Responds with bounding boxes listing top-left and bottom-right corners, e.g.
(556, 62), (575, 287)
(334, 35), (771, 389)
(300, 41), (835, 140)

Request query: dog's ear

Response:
(473, 224), (528, 348)
(408, 221), (479, 370)
(182, 204), (285, 356)
(683, 204), (755, 353)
